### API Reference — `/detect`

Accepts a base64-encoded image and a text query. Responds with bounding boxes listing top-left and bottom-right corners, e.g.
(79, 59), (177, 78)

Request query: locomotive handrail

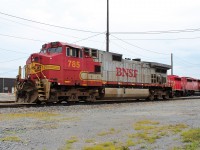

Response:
(40, 71), (47, 79)
(32, 69), (40, 81)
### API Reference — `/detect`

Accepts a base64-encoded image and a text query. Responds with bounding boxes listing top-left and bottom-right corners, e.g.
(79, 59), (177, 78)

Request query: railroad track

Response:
(0, 96), (200, 108)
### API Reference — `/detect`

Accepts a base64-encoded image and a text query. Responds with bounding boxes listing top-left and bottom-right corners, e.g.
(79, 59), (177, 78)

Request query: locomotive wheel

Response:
(148, 94), (154, 101)
(36, 100), (42, 105)
(162, 94), (169, 100)
(86, 95), (96, 102)
(27, 90), (38, 103)
(67, 94), (78, 102)
(15, 91), (20, 103)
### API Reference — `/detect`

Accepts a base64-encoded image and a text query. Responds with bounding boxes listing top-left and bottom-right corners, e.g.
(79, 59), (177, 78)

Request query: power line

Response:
(0, 11), (101, 34)
(0, 48), (29, 54)
(2, 12), (200, 35)
(111, 35), (170, 55)
(174, 61), (199, 68)
(111, 28), (200, 34)
(111, 40), (146, 58)
(0, 17), (105, 44)
(0, 17), (104, 44)
(0, 33), (46, 42)
(0, 16), (82, 39)
(0, 57), (27, 63)
(0, 69), (18, 75)
(73, 32), (105, 43)
(110, 36), (200, 41)
(0, 31), (105, 56)
(174, 55), (200, 66)
(110, 40), (169, 60)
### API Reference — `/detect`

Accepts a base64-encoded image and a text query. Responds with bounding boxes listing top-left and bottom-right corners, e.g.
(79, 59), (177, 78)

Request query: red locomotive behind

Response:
(15, 41), (173, 104)
(167, 75), (200, 96)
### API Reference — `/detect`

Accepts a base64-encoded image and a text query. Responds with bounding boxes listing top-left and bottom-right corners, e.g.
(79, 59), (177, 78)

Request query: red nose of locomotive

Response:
(25, 42), (62, 81)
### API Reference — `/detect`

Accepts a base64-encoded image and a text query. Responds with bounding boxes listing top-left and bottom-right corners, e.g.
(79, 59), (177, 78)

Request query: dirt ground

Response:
(0, 98), (200, 150)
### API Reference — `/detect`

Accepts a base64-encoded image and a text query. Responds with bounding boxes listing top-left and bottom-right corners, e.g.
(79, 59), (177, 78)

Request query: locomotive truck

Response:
(15, 41), (172, 104)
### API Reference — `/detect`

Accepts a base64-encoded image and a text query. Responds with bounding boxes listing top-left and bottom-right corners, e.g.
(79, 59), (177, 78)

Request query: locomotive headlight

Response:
(31, 57), (39, 62)
(34, 57), (39, 62)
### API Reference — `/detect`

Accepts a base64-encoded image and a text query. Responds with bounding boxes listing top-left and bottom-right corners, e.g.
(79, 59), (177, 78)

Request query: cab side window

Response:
(84, 48), (90, 57)
(66, 48), (70, 56)
(66, 47), (82, 58)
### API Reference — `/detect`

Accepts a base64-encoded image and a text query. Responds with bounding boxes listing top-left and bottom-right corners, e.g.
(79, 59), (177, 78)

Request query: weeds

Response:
(83, 141), (129, 150)
(130, 120), (188, 144)
(126, 139), (135, 147)
(0, 112), (59, 121)
(85, 139), (95, 143)
(0, 136), (21, 142)
(98, 128), (120, 136)
(59, 136), (78, 150)
(180, 128), (200, 150)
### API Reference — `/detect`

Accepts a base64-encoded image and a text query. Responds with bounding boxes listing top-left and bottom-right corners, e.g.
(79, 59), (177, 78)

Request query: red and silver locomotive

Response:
(168, 75), (200, 96)
(15, 41), (172, 103)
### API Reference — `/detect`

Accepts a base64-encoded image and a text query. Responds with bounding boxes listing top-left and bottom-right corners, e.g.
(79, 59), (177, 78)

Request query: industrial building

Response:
(0, 78), (15, 93)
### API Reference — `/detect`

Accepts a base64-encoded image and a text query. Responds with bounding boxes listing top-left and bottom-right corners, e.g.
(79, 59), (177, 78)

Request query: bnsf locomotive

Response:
(15, 41), (173, 104)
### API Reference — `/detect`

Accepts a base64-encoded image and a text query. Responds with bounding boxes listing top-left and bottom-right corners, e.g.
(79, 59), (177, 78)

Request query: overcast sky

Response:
(0, 0), (200, 78)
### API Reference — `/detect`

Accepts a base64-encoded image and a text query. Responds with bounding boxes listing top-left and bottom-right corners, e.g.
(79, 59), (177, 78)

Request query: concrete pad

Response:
(0, 93), (15, 102)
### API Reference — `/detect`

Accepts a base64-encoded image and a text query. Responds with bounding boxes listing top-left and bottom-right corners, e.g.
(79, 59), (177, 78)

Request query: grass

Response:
(130, 120), (188, 144)
(135, 120), (160, 125)
(83, 139), (138, 150)
(0, 136), (21, 142)
(0, 112), (59, 121)
(126, 139), (136, 147)
(37, 124), (58, 129)
(83, 141), (129, 150)
(59, 136), (78, 150)
(128, 132), (161, 144)
(181, 128), (200, 143)
(98, 128), (120, 136)
(85, 120), (190, 150)
(85, 139), (95, 143)
(133, 120), (160, 132)
(2, 128), (26, 135)
(42, 117), (80, 122)
(180, 128), (200, 150)
(132, 120), (200, 150)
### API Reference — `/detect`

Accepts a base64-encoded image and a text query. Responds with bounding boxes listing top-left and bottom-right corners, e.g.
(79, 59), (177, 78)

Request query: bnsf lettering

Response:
(116, 67), (138, 77)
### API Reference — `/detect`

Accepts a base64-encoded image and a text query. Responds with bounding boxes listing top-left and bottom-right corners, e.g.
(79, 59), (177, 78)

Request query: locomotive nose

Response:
(31, 54), (41, 63)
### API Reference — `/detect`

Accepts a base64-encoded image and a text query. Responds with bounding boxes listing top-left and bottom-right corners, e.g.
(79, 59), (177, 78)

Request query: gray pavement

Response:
(0, 98), (200, 150)
(0, 93), (15, 102)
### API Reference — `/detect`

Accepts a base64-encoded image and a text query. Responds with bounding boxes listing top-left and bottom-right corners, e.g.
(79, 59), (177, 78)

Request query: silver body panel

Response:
(96, 51), (169, 84)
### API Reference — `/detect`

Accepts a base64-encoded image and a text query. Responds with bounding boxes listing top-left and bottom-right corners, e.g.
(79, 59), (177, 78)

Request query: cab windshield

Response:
(48, 47), (62, 53)
(40, 49), (47, 54)
(40, 47), (62, 54)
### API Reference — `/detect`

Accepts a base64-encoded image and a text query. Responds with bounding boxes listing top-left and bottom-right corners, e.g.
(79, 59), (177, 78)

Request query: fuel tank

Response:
(104, 88), (149, 99)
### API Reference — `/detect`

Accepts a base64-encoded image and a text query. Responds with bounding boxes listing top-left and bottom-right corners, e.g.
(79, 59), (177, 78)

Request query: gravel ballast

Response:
(0, 98), (200, 150)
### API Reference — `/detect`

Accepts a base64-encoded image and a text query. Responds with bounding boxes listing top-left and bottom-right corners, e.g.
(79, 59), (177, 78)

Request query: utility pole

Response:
(171, 53), (173, 75)
(2, 78), (4, 93)
(106, 0), (109, 52)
